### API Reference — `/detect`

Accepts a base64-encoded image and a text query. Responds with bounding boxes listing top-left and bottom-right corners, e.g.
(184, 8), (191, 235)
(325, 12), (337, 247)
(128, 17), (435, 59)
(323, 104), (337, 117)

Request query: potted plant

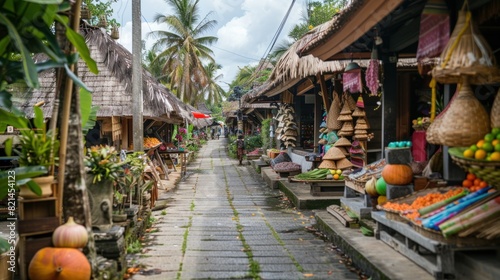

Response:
(84, 145), (126, 230)
(0, 106), (59, 198)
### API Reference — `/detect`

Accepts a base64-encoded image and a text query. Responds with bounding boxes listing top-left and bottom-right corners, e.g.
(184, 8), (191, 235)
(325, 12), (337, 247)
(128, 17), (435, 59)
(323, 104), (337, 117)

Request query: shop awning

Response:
(297, 0), (403, 60)
(192, 111), (211, 119)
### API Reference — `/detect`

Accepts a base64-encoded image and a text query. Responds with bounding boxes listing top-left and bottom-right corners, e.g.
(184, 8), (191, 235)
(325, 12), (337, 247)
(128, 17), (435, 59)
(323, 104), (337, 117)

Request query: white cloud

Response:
(112, 0), (306, 91)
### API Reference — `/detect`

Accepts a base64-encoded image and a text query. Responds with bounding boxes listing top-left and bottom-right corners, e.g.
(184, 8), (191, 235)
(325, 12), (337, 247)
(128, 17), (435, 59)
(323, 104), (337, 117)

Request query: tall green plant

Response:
(261, 118), (271, 149)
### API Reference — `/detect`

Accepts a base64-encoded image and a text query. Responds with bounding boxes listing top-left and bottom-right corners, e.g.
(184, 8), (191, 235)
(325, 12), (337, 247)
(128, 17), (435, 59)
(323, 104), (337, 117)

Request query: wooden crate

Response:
(310, 180), (345, 196)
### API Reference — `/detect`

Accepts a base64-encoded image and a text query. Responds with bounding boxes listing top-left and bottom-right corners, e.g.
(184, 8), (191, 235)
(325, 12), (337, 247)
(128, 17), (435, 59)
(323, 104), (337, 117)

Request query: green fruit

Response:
(470, 144), (478, 152)
(483, 143), (494, 153)
(492, 127), (500, 136)
(375, 177), (387, 196)
(497, 133), (500, 141)
(495, 143), (500, 152)
(484, 133), (495, 142)
(388, 142), (396, 148)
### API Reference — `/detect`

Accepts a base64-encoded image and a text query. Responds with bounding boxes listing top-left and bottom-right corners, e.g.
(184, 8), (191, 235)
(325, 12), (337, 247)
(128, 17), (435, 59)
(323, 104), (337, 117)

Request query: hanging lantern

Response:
(98, 15), (108, 28)
(111, 26), (120, 40)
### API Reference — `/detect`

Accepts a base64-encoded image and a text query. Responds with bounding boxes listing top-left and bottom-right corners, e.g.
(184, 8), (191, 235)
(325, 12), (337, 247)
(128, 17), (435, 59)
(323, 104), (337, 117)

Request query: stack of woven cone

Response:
(337, 100), (353, 137)
(321, 146), (353, 171)
(276, 104), (298, 148)
(352, 95), (369, 140)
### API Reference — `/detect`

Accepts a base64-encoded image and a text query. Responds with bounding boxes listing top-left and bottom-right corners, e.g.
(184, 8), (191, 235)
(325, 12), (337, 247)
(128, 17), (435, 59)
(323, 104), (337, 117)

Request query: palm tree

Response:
(202, 62), (226, 105)
(143, 49), (169, 85)
(148, 0), (218, 105)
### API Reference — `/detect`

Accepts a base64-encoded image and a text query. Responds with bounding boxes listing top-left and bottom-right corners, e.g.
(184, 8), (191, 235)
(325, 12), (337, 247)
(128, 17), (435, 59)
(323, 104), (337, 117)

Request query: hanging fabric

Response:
(365, 47), (380, 96)
(416, 0), (450, 73)
(343, 68), (362, 94)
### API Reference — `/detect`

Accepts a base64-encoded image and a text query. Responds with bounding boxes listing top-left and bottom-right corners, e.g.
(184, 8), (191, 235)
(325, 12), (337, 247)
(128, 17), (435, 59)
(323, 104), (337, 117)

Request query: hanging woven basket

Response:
(491, 88), (500, 128)
(327, 92), (342, 130)
(431, 10), (500, 85)
(437, 79), (490, 147)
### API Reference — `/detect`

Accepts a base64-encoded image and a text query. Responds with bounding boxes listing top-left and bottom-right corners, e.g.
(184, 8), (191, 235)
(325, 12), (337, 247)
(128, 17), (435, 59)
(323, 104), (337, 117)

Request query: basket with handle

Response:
(437, 79), (490, 147)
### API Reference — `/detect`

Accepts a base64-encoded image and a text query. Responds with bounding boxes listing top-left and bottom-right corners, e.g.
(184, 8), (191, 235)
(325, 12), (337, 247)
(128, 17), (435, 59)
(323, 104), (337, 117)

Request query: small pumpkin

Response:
(52, 216), (88, 248)
(28, 247), (91, 280)
(381, 164), (413, 185)
(365, 176), (378, 197)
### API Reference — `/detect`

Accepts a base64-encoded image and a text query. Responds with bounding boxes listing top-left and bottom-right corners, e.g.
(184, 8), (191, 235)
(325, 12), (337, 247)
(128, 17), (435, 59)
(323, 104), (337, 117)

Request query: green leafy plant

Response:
(84, 145), (126, 183)
(245, 135), (262, 152)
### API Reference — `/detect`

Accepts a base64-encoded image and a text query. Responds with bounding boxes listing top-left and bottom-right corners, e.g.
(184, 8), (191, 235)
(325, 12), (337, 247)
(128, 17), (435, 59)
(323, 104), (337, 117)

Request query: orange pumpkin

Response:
(381, 164), (413, 185)
(28, 247), (91, 280)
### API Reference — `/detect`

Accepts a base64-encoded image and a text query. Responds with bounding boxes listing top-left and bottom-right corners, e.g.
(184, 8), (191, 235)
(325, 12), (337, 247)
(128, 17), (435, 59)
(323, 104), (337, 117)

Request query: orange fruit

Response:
(463, 149), (475, 158)
(476, 139), (485, 148)
(474, 179), (482, 186)
(491, 152), (500, 161)
(475, 149), (487, 160)
(462, 180), (472, 188)
(466, 173), (476, 181)
(333, 174), (340, 180)
(479, 181), (488, 188)
(492, 139), (500, 146)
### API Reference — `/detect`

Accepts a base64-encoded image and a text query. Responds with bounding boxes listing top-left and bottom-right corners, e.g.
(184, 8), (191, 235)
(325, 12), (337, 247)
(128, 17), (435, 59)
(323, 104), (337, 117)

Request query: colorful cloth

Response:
(416, 0), (450, 61)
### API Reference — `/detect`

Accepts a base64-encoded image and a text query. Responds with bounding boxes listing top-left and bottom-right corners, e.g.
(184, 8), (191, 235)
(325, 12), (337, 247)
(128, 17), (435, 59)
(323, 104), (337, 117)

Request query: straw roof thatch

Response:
(20, 25), (191, 125)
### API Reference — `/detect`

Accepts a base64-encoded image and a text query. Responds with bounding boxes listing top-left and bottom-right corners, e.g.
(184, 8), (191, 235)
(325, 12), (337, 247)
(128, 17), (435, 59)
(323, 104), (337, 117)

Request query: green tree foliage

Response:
(202, 62), (226, 105)
(148, 0), (218, 105)
(82, 0), (120, 28)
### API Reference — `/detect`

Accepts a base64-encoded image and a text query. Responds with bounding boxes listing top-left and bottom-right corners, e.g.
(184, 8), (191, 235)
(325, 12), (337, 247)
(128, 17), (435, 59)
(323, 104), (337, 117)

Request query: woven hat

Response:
(284, 130), (298, 136)
(337, 146), (350, 156)
(355, 129), (368, 134)
(355, 134), (368, 140)
(352, 107), (366, 117)
(334, 137), (351, 147)
(318, 139), (328, 145)
(319, 159), (336, 169)
(336, 158), (354, 170)
(275, 127), (283, 134)
(356, 95), (365, 108)
(344, 92), (357, 111)
(340, 121), (354, 132)
(337, 114), (353, 121)
(340, 101), (351, 115)
(323, 147), (346, 160)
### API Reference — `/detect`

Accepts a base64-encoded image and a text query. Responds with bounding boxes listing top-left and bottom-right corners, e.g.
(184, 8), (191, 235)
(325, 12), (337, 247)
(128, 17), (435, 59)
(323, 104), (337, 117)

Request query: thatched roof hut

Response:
(19, 24), (192, 125)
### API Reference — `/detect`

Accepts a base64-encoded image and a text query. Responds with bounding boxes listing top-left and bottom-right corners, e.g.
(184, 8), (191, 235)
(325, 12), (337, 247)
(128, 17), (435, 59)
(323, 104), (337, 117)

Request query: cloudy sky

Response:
(111, 0), (307, 91)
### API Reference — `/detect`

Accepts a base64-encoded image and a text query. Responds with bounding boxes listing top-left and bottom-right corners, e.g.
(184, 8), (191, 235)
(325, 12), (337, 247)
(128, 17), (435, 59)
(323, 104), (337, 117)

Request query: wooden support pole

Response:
(316, 74), (330, 111)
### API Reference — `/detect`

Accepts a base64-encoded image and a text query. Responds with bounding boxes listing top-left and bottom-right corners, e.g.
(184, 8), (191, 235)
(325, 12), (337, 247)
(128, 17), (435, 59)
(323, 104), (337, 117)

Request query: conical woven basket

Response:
(491, 88), (500, 128)
(344, 92), (357, 111)
(334, 137), (352, 147)
(426, 87), (460, 145)
(336, 158), (354, 170)
(337, 146), (350, 156)
(352, 107), (366, 117)
(431, 10), (500, 85)
(327, 92), (343, 130)
(323, 147), (346, 160)
(341, 121), (354, 132)
(438, 80), (490, 146)
(319, 159), (337, 169)
(340, 101), (351, 115)
(337, 114), (353, 121)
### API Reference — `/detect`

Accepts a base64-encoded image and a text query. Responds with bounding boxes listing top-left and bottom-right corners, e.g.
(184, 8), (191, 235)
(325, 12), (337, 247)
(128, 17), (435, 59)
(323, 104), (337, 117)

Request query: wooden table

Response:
(289, 178), (345, 196)
(159, 150), (189, 177)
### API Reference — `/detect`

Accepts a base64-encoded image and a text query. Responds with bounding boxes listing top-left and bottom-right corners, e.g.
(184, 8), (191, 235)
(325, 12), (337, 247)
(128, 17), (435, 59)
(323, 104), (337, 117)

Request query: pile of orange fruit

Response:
(144, 137), (162, 148)
(462, 127), (500, 161)
(461, 173), (489, 192)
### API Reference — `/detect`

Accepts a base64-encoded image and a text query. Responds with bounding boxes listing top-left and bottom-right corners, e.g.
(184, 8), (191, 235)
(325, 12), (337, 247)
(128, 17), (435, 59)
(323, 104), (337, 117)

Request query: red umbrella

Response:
(192, 111), (211, 118)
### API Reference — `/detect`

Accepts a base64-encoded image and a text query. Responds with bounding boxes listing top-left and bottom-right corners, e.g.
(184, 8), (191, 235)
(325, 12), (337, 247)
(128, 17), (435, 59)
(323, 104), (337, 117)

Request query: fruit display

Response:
(412, 117), (430, 131)
(461, 127), (500, 161)
(144, 137), (162, 149)
(247, 148), (263, 156)
(329, 169), (344, 180)
(381, 164), (413, 185)
(461, 173), (489, 192)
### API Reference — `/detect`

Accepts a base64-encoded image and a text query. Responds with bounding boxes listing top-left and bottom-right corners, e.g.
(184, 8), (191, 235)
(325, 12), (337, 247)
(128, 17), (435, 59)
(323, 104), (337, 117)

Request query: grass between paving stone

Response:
(176, 200), (195, 280)
(225, 162), (261, 279)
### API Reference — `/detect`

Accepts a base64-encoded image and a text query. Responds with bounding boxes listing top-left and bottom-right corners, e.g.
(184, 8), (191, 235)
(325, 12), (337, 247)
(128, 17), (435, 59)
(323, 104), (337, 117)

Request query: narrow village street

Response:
(130, 138), (363, 280)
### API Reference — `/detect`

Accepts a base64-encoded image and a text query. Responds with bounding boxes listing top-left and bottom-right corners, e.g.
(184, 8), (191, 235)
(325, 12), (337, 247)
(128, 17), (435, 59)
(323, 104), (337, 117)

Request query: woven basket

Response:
(438, 80), (490, 147)
(491, 88), (500, 128)
(431, 10), (500, 85)
(327, 92), (343, 130)
(344, 92), (357, 111)
(449, 147), (500, 189)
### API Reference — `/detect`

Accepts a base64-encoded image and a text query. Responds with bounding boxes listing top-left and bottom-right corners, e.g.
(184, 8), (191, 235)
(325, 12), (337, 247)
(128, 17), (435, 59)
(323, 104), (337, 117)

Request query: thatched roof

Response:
(252, 37), (416, 98)
(296, 0), (404, 60)
(20, 25), (192, 125)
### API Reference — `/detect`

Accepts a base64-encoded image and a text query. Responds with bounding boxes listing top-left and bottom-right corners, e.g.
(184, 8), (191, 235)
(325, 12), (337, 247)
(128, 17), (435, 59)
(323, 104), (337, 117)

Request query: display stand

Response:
(159, 150), (189, 178)
(372, 211), (500, 279)
(290, 178), (344, 196)
(17, 181), (60, 279)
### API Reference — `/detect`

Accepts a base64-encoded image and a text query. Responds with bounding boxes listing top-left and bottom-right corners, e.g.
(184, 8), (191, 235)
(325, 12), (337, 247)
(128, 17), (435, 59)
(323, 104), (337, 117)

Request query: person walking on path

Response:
(236, 134), (245, 165)
(129, 138), (363, 280)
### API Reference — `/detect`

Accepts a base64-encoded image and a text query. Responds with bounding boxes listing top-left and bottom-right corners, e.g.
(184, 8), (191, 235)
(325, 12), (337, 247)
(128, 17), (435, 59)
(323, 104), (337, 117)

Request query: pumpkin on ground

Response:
(381, 164), (413, 185)
(52, 216), (88, 248)
(28, 247), (91, 280)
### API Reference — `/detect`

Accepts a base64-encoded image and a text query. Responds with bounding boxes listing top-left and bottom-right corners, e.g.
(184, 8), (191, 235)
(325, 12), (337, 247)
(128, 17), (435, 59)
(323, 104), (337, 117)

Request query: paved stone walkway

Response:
(131, 138), (360, 280)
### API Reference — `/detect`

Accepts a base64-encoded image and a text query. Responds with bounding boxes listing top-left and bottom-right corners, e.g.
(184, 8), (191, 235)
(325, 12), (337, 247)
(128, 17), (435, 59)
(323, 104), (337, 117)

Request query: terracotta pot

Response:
(19, 175), (54, 199)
